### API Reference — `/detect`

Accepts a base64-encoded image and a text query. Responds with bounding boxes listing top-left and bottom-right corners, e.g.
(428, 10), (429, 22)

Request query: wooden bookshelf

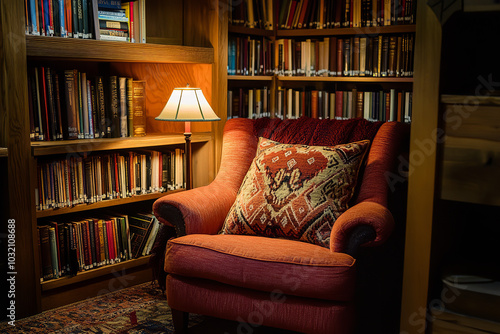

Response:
(36, 190), (184, 218)
(31, 133), (212, 156)
(228, 25), (274, 37)
(228, 75), (274, 81)
(276, 24), (417, 37)
(26, 35), (214, 64)
(277, 76), (414, 83)
(1, 0), (223, 318)
(41, 255), (152, 291)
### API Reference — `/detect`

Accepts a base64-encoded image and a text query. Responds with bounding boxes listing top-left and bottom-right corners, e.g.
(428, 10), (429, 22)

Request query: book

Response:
(108, 75), (119, 137)
(131, 80), (146, 136)
(128, 212), (154, 258)
(38, 226), (53, 281)
(118, 77), (128, 137)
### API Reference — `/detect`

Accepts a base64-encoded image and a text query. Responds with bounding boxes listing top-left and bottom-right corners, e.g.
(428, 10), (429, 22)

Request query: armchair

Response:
(153, 117), (409, 333)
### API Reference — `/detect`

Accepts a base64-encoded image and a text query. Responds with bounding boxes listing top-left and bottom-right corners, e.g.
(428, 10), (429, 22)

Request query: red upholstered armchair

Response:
(152, 117), (409, 334)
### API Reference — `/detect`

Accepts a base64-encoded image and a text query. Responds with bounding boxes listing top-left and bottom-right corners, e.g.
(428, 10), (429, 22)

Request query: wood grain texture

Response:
(41, 266), (152, 311)
(228, 25), (274, 37)
(228, 75), (274, 81)
(400, 3), (442, 333)
(440, 100), (500, 206)
(32, 134), (212, 156)
(276, 24), (416, 37)
(431, 308), (500, 334)
(110, 62), (213, 135)
(277, 76), (414, 83)
(1, 0), (40, 316)
(0, 147), (7, 157)
(26, 36), (213, 63)
(183, 0), (226, 178)
(146, 0), (183, 45)
(36, 190), (184, 218)
(41, 256), (152, 291)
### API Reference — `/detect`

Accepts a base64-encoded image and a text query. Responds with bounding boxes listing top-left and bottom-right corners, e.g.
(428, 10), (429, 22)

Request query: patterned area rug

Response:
(0, 282), (203, 334)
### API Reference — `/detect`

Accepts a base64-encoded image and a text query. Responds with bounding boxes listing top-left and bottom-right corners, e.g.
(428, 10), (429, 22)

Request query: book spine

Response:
(45, 67), (57, 141)
(48, 227), (59, 278)
(108, 76), (119, 138)
(132, 80), (146, 136)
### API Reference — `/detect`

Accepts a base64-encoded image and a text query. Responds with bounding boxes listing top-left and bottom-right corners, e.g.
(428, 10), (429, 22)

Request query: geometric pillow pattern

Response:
(220, 137), (370, 248)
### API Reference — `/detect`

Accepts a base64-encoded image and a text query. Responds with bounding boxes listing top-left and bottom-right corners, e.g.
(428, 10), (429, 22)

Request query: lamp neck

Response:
(184, 121), (191, 135)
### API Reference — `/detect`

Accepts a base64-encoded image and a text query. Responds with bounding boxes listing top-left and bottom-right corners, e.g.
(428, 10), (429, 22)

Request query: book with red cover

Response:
(335, 90), (343, 119)
(337, 39), (343, 76)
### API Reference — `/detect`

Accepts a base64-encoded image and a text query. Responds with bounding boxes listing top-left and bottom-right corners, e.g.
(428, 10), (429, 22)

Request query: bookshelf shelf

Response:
(228, 75), (274, 81)
(0, 147), (7, 157)
(228, 25), (274, 37)
(41, 255), (152, 291)
(35, 189), (184, 218)
(26, 36), (214, 64)
(31, 133), (212, 156)
(277, 76), (414, 83)
(276, 24), (417, 37)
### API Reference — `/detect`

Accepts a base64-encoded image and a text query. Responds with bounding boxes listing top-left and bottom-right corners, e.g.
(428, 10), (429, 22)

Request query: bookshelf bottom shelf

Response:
(41, 256), (153, 311)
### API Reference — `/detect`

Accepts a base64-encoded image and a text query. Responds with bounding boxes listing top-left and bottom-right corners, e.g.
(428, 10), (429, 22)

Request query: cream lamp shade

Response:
(155, 86), (220, 122)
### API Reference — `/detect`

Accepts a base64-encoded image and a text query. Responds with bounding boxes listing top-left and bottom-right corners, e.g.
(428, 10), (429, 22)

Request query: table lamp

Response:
(155, 85), (220, 190)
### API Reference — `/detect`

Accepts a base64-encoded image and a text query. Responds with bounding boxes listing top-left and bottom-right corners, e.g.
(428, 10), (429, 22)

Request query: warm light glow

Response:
(155, 87), (220, 122)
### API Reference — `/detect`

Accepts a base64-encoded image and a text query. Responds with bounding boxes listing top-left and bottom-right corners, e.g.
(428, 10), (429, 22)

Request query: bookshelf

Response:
(227, 1), (416, 123)
(1, 0), (222, 317)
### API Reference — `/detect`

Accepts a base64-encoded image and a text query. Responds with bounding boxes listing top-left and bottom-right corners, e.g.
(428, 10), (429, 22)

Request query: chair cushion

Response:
(220, 137), (370, 248)
(166, 234), (356, 301)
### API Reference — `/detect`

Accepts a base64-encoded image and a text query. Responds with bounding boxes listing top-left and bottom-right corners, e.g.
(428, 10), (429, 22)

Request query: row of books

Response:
(98, 0), (146, 42)
(36, 149), (185, 211)
(229, 0), (416, 30)
(228, 87), (412, 122)
(28, 67), (146, 141)
(230, 0), (274, 30)
(38, 212), (161, 281)
(228, 34), (414, 77)
(24, 0), (146, 43)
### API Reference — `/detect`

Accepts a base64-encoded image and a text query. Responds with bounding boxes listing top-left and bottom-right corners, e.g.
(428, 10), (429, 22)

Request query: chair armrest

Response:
(153, 180), (238, 236)
(330, 201), (394, 253)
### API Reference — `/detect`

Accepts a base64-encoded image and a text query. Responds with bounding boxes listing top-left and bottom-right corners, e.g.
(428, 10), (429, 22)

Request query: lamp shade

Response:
(155, 87), (220, 122)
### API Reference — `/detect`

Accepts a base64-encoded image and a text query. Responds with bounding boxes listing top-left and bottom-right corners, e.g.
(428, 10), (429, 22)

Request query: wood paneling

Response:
(400, 2), (442, 333)
(145, 0), (183, 45)
(183, 0), (227, 176)
(109, 63), (213, 135)
(1, 0), (40, 316)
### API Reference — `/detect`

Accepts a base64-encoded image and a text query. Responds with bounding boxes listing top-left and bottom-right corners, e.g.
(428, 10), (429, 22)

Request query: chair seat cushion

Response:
(165, 234), (356, 301)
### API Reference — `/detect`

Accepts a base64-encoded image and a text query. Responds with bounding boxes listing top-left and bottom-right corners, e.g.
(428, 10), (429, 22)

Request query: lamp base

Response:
(184, 123), (192, 190)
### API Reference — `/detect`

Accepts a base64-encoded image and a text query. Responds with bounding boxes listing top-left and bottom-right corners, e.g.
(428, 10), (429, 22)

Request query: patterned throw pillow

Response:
(220, 137), (370, 248)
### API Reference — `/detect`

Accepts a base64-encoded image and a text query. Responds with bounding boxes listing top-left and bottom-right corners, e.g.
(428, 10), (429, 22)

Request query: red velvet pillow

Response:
(220, 137), (370, 248)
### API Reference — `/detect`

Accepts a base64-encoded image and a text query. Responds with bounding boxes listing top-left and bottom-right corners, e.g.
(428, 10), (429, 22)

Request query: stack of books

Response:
(24, 0), (146, 43)
(38, 212), (162, 281)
